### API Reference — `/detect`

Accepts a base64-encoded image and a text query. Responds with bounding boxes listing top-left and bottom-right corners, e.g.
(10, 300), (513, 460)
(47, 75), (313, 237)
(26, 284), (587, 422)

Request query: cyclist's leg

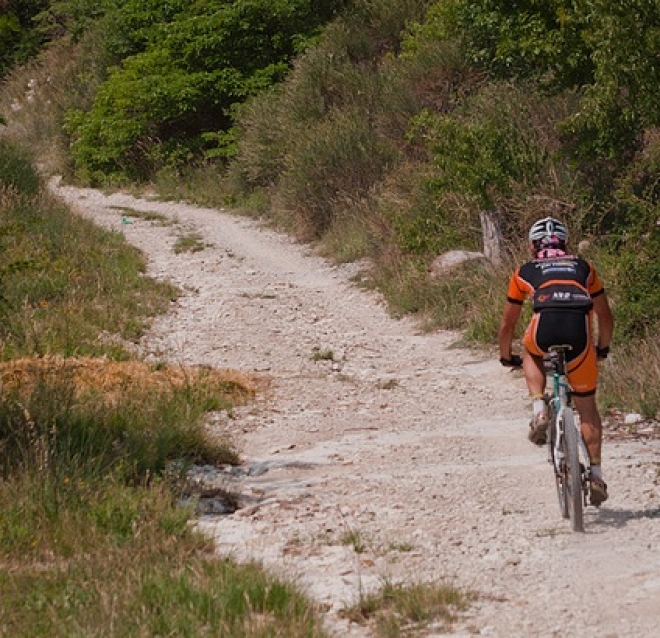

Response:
(566, 320), (609, 505)
(522, 315), (546, 396)
(573, 393), (602, 462)
(522, 317), (549, 443)
(575, 389), (608, 505)
(564, 317), (601, 464)
(523, 350), (545, 395)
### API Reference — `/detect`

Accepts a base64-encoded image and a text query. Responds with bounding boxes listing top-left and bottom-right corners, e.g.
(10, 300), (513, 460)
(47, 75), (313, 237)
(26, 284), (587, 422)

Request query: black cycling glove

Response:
(596, 346), (610, 360)
(500, 354), (523, 367)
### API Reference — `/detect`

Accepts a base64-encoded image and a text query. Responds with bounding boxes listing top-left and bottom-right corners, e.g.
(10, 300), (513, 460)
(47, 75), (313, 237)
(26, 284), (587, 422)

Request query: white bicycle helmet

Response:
(528, 216), (568, 248)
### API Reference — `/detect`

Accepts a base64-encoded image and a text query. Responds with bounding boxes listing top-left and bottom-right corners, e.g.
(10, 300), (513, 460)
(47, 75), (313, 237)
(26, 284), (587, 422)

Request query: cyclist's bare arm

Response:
(592, 293), (614, 352)
(498, 301), (523, 361)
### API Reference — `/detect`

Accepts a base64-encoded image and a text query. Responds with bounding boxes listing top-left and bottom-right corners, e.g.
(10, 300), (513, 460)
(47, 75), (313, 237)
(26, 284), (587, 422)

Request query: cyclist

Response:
(498, 217), (614, 506)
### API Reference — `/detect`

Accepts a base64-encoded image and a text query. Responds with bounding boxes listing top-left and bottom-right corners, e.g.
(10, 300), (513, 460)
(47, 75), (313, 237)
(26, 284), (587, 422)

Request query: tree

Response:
(65, 0), (347, 182)
(0, 0), (50, 77)
(455, 0), (660, 159)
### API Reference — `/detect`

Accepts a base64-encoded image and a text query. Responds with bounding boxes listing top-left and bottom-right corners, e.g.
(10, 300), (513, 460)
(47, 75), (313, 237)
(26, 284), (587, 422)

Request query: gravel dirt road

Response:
(52, 179), (660, 637)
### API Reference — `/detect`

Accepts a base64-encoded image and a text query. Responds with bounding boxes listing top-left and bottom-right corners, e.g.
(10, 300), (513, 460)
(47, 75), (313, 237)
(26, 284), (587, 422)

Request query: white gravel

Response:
(52, 178), (660, 638)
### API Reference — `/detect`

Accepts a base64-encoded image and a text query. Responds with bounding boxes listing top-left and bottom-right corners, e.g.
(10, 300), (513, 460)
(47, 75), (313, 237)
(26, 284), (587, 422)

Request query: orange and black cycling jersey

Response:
(506, 255), (605, 310)
(506, 254), (605, 396)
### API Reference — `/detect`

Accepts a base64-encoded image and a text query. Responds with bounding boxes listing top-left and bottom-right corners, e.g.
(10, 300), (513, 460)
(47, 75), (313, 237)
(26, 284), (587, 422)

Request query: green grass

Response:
(109, 205), (172, 224)
(311, 347), (334, 362)
(0, 362), (327, 636)
(0, 476), (325, 636)
(0, 188), (177, 360)
(340, 528), (367, 554)
(341, 579), (471, 638)
(173, 231), (208, 254)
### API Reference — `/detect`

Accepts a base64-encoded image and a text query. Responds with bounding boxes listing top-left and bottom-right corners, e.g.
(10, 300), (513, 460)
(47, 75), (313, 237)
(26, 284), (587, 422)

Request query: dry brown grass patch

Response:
(0, 356), (259, 404)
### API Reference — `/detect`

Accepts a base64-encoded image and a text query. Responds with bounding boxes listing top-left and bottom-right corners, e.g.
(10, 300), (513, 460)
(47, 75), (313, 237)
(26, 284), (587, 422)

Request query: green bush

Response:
(64, 0), (348, 183)
(396, 82), (580, 264)
(65, 47), (221, 183)
(408, 83), (558, 209)
(0, 0), (50, 77)
(601, 233), (660, 341)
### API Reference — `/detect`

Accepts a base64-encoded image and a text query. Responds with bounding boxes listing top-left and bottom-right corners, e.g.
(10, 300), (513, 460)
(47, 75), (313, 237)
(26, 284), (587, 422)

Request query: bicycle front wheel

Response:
(549, 405), (569, 520)
(562, 407), (584, 532)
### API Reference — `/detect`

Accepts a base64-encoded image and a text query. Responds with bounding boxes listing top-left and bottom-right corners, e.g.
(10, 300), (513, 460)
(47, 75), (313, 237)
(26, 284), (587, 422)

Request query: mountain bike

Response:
(543, 345), (592, 532)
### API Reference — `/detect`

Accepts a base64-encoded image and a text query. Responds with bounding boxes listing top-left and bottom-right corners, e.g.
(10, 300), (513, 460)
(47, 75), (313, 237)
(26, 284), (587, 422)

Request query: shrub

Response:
(279, 107), (398, 239)
(65, 48), (221, 183)
(600, 335), (660, 418)
(227, 0), (444, 234)
(454, 0), (660, 163)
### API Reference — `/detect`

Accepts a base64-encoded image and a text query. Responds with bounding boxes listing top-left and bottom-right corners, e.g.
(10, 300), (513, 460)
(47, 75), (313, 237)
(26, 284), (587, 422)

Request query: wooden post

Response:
(480, 210), (503, 266)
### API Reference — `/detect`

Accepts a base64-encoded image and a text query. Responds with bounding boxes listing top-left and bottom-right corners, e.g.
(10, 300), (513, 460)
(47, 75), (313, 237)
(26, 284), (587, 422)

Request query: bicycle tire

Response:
(562, 407), (584, 532)
(549, 404), (569, 520)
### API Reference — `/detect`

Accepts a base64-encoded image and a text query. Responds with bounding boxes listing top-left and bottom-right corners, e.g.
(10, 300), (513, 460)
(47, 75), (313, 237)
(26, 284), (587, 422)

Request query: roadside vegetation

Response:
(0, 138), (330, 636)
(342, 579), (471, 637)
(0, 127), (469, 635)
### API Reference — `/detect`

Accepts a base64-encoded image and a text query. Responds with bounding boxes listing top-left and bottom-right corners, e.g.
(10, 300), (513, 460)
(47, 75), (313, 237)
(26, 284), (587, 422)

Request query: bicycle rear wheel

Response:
(562, 407), (584, 532)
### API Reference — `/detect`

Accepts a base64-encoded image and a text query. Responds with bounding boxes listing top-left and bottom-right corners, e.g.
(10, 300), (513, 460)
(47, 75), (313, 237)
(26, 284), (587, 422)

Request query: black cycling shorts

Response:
(533, 310), (589, 362)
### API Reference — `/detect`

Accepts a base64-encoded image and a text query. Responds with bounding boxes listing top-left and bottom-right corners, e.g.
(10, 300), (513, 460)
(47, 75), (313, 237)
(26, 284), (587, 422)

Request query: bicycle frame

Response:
(547, 351), (570, 467)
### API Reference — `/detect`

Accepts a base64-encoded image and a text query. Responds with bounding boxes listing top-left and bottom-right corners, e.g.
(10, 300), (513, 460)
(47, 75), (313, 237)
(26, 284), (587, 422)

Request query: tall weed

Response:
(228, 21), (388, 200)
(339, 0), (432, 61)
(0, 359), (244, 484)
(227, 0), (438, 227)
(599, 335), (660, 418)
(228, 85), (291, 195)
(0, 138), (40, 194)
